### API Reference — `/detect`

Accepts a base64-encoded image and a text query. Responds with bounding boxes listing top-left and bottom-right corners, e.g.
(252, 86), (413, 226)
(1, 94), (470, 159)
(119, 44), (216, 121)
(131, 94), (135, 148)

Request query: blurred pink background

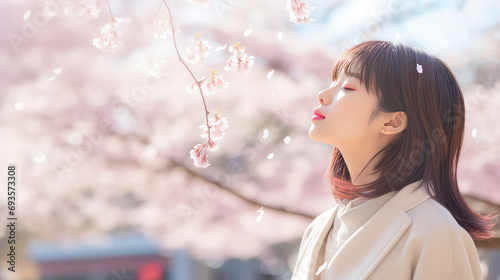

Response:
(1, 0), (499, 279)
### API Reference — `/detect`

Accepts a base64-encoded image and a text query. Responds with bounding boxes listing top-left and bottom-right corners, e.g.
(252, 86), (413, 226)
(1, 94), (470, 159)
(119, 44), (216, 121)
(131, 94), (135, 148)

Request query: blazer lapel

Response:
(294, 205), (339, 280)
(324, 180), (431, 280)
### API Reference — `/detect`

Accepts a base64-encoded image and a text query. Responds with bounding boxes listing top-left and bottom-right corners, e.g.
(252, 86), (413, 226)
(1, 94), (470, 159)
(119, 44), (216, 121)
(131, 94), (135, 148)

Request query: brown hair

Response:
(326, 40), (496, 240)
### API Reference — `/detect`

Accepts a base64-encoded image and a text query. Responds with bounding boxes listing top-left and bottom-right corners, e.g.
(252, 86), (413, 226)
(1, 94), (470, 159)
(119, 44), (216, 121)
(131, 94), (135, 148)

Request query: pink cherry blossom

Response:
(189, 143), (210, 168)
(224, 42), (255, 73)
(199, 112), (228, 141)
(202, 68), (229, 95)
(92, 17), (126, 54)
(286, 0), (314, 24)
(207, 139), (218, 152)
(191, 112), (227, 167)
(185, 33), (211, 65)
(185, 69), (227, 95)
(147, 11), (179, 39)
(185, 80), (202, 94)
(187, 0), (212, 7)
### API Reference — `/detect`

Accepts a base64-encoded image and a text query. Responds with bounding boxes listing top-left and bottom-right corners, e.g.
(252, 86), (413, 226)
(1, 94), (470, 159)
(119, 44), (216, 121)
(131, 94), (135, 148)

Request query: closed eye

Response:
(341, 87), (356, 91)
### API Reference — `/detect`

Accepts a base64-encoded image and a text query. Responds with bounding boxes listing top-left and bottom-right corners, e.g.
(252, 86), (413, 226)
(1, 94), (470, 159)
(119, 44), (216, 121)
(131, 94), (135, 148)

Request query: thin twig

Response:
(105, 0), (114, 18)
(162, 0), (212, 150)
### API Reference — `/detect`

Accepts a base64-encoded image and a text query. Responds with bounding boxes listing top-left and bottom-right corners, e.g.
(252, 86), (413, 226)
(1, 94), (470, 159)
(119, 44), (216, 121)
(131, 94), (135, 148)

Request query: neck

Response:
(339, 143), (384, 186)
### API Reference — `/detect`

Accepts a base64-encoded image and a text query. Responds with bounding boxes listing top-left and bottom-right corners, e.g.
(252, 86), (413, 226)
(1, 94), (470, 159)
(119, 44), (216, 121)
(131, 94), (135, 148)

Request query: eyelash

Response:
(341, 87), (355, 91)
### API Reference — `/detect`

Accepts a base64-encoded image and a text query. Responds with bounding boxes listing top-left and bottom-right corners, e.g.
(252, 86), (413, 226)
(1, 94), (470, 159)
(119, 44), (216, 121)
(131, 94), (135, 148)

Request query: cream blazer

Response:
(292, 180), (482, 280)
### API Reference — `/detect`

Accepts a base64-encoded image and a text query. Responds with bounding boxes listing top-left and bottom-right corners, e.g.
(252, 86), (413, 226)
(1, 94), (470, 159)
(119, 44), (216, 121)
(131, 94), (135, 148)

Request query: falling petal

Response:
(267, 153), (274, 159)
(256, 207), (264, 223)
(267, 70), (274, 80)
(315, 261), (328, 276)
(14, 102), (25, 111)
(23, 10), (31, 20)
(216, 44), (227, 51)
(472, 128), (477, 138)
(244, 28), (253, 37)
(53, 67), (62, 75)
(277, 32), (283, 40)
(394, 33), (400, 42)
(33, 155), (46, 163)
(283, 136), (291, 144)
(262, 129), (269, 139)
(48, 75), (56, 81)
(416, 64), (423, 74)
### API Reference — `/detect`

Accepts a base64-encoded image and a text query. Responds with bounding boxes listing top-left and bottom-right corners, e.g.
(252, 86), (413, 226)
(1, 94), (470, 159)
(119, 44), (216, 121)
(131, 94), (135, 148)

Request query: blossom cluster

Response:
(186, 68), (229, 96)
(185, 33), (211, 65)
(189, 112), (228, 168)
(285, 0), (314, 24)
(91, 2), (257, 168)
(183, 40), (254, 167)
(93, 17), (128, 54)
(146, 11), (180, 39)
(224, 42), (255, 73)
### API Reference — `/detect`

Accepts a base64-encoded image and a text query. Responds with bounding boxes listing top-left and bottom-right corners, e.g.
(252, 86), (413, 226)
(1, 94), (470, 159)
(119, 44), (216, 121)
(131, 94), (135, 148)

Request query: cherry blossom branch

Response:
(105, 0), (114, 18)
(168, 159), (316, 220)
(120, 132), (316, 220)
(162, 0), (212, 146)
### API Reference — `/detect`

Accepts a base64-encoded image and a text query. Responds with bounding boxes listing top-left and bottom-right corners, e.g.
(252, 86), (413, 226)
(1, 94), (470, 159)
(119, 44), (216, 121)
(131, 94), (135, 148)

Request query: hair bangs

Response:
(330, 43), (386, 98)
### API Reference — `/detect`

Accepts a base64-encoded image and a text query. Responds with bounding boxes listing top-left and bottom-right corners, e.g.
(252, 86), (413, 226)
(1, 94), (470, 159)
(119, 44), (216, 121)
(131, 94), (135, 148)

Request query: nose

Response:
(317, 87), (331, 105)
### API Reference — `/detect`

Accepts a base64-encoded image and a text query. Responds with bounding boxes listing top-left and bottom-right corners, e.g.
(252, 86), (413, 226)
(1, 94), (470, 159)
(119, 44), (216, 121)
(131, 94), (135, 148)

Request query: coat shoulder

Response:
(406, 197), (472, 241)
(402, 197), (482, 279)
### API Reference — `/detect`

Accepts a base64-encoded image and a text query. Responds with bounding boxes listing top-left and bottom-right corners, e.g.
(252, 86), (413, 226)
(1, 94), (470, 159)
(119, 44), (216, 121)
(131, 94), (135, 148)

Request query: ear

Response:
(382, 111), (407, 135)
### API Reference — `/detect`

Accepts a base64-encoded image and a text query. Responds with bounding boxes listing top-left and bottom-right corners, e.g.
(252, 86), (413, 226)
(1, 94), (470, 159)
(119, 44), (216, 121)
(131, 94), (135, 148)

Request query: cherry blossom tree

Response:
(1, 0), (499, 266)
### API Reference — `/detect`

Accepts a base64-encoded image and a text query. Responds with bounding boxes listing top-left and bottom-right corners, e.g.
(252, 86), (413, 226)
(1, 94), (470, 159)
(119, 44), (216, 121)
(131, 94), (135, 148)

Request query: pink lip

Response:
(311, 115), (325, 121)
(311, 108), (325, 121)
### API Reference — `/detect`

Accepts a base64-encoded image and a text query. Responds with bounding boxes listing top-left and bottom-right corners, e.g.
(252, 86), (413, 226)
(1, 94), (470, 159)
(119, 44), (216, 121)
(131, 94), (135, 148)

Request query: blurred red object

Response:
(137, 261), (163, 280)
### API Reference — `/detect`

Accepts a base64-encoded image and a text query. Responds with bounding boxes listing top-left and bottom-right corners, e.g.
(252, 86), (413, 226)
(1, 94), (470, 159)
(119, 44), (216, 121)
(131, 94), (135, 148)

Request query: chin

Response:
(308, 126), (318, 141)
(309, 129), (337, 146)
(308, 130), (325, 144)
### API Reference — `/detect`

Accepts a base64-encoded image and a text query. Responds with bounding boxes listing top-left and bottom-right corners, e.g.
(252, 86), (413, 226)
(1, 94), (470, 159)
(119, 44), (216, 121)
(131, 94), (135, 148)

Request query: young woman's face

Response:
(309, 73), (382, 149)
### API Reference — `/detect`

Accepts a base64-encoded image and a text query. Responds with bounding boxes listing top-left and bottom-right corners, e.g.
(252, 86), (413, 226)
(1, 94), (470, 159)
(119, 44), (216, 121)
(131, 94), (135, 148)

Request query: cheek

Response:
(328, 99), (375, 138)
(309, 91), (379, 145)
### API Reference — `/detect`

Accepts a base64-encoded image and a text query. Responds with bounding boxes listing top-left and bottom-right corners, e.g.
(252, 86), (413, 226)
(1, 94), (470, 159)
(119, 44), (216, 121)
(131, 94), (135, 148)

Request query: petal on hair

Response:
(416, 64), (423, 74)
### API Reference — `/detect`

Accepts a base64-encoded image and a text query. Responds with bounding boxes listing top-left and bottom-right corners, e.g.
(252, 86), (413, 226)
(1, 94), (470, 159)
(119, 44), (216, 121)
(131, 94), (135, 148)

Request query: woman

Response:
(292, 41), (496, 280)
